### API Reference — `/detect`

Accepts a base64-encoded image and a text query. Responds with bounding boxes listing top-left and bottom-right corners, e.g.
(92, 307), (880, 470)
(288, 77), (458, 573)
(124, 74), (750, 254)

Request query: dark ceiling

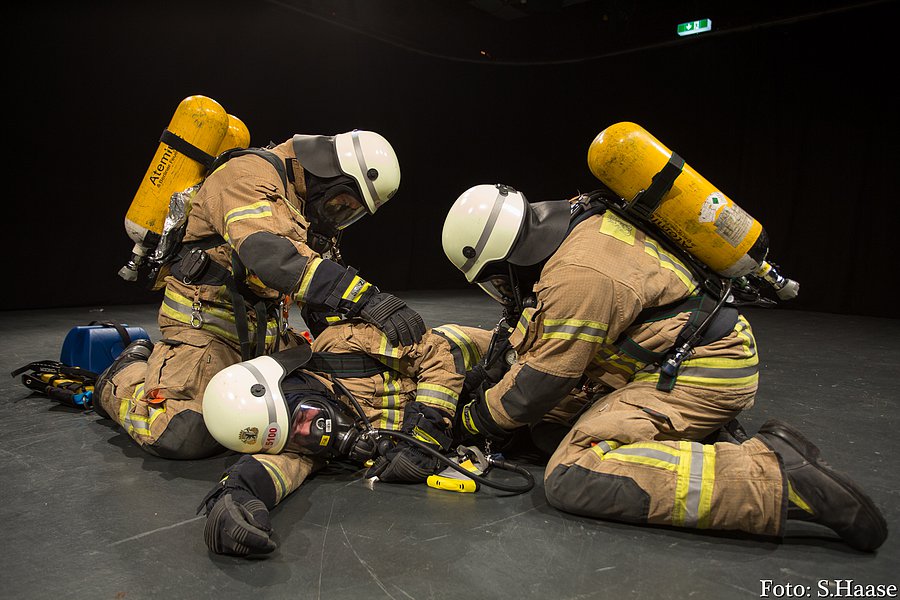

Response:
(265, 0), (884, 64)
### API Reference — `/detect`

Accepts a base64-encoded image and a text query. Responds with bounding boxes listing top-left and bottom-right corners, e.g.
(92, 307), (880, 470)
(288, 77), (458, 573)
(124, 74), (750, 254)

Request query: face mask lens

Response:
(322, 194), (367, 230)
(283, 403), (331, 455)
(478, 275), (516, 306)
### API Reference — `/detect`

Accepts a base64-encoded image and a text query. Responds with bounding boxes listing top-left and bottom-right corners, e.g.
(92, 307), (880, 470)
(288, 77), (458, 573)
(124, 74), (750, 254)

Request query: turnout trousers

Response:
(543, 380), (788, 537)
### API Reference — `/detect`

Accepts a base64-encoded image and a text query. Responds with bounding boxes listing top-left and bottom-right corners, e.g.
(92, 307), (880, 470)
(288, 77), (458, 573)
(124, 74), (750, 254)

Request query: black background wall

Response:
(9, 0), (899, 317)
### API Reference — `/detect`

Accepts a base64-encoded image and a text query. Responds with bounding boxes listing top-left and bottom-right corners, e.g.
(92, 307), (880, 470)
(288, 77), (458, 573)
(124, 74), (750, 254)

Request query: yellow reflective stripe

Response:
(379, 371), (402, 430)
(341, 275), (371, 303)
(163, 287), (278, 345)
(788, 481), (814, 514)
(148, 405), (166, 426)
(412, 427), (441, 446)
(377, 333), (403, 358)
(257, 458), (289, 504)
(634, 370), (759, 389)
(433, 325), (482, 370)
(295, 257), (322, 301)
(598, 212), (637, 245)
(515, 308), (536, 336)
(543, 318), (609, 343)
(415, 382), (458, 413)
(595, 441), (681, 471)
(119, 384), (151, 436)
(644, 238), (697, 289)
(671, 441), (717, 528)
(590, 440), (622, 456)
(224, 201), (272, 226)
(697, 444), (716, 529)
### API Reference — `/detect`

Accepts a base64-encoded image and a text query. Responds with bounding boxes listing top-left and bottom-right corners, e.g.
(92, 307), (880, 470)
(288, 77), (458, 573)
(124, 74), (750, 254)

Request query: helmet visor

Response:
(322, 193), (368, 231)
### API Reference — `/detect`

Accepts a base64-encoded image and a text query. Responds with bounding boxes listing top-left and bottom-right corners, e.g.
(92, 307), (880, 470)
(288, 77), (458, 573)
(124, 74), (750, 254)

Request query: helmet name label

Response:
(263, 424), (280, 450)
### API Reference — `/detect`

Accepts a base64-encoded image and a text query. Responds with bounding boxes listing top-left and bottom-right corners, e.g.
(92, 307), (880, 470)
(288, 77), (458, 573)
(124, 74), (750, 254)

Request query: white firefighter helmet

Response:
(292, 130), (400, 227)
(442, 184), (571, 302)
(334, 130), (400, 216)
(202, 346), (313, 455)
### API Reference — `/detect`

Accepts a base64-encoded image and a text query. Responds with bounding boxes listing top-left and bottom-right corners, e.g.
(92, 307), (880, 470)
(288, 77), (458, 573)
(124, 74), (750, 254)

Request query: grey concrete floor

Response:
(1, 290), (897, 599)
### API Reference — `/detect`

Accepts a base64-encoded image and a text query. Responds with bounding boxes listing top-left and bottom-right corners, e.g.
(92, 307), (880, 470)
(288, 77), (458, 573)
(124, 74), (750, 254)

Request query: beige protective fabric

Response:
(544, 380), (785, 536)
(245, 322), (495, 506)
(96, 326), (242, 459)
(480, 210), (786, 536)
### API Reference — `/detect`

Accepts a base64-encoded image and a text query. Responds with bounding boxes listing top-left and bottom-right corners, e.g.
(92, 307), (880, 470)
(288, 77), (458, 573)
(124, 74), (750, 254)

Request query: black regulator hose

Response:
(371, 429), (535, 495)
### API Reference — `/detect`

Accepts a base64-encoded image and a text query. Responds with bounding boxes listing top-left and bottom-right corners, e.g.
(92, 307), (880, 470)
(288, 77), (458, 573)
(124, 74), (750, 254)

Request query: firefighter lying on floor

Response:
(197, 321), (502, 556)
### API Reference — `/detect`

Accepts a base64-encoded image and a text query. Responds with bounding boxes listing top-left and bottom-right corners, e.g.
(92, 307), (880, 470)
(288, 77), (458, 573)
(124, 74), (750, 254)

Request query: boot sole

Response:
(760, 420), (887, 551)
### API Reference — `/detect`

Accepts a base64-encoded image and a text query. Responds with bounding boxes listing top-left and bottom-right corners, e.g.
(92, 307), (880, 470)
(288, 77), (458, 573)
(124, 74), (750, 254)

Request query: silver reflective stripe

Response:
(417, 387), (456, 405)
(677, 364), (759, 380)
(595, 441), (614, 454)
(683, 442), (706, 528)
(644, 239), (698, 285)
(242, 362), (278, 426)
(543, 322), (607, 339)
(609, 446), (680, 465)
(225, 203), (271, 224)
(352, 130), (380, 204)
(382, 374), (400, 430)
(459, 190), (507, 275)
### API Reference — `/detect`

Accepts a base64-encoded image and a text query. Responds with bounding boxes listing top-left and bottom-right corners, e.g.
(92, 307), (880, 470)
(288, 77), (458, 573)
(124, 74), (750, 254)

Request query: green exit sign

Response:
(677, 19), (712, 36)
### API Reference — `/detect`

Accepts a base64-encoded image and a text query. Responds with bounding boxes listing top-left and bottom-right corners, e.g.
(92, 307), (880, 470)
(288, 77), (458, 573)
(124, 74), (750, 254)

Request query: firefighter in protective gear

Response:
(94, 130), (426, 460)
(198, 321), (495, 556)
(441, 183), (888, 551)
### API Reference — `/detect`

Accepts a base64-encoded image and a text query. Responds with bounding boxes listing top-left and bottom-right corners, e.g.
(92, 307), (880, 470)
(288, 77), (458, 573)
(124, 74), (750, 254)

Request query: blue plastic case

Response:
(59, 323), (151, 374)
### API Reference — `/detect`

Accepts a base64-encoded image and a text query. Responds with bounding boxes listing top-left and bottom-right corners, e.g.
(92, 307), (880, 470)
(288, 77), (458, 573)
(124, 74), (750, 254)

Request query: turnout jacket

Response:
(485, 211), (759, 430)
(159, 139), (372, 348)
(312, 322), (493, 427)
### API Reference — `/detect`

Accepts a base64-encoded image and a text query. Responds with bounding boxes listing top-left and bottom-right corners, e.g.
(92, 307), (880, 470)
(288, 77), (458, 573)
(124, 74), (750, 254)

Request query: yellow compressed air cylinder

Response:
(124, 95), (230, 248)
(217, 114), (251, 155)
(587, 122), (768, 278)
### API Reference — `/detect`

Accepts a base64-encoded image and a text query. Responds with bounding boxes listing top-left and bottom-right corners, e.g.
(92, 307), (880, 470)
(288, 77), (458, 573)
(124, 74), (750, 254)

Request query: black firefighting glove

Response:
(197, 457), (278, 557)
(458, 395), (513, 446)
(367, 401), (452, 483)
(356, 292), (426, 346)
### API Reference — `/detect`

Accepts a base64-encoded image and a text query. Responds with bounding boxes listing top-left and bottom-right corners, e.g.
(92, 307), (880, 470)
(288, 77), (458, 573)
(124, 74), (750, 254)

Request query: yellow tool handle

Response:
(427, 474), (478, 493)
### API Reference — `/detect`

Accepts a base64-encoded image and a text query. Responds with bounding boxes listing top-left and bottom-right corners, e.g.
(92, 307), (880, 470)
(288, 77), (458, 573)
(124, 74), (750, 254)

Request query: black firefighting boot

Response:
(756, 419), (887, 551)
(92, 339), (154, 419)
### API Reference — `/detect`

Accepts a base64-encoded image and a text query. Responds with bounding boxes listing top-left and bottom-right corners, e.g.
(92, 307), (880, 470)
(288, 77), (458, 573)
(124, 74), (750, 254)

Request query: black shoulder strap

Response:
(159, 129), (216, 170)
(208, 148), (289, 194)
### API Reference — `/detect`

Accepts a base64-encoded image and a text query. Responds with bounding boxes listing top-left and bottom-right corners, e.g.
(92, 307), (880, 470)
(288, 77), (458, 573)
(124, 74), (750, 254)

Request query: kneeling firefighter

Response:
(94, 129), (428, 460)
(441, 176), (887, 550)
(197, 321), (534, 556)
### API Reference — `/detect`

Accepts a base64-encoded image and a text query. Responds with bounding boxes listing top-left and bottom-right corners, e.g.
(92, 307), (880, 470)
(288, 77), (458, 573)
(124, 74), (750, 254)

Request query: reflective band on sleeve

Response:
(542, 318), (609, 344)
(415, 382), (458, 413)
(295, 257), (322, 302)
(223, 201), (273, 243)
(341, 275), (371, 303)
(433, 325), (482, 372)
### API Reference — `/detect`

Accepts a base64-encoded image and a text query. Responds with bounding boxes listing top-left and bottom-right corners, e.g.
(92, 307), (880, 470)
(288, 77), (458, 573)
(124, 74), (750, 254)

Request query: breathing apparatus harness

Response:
(140, 145), (346, 361)
(284, 348), (535, 494)
(568, 178), (745, 392)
